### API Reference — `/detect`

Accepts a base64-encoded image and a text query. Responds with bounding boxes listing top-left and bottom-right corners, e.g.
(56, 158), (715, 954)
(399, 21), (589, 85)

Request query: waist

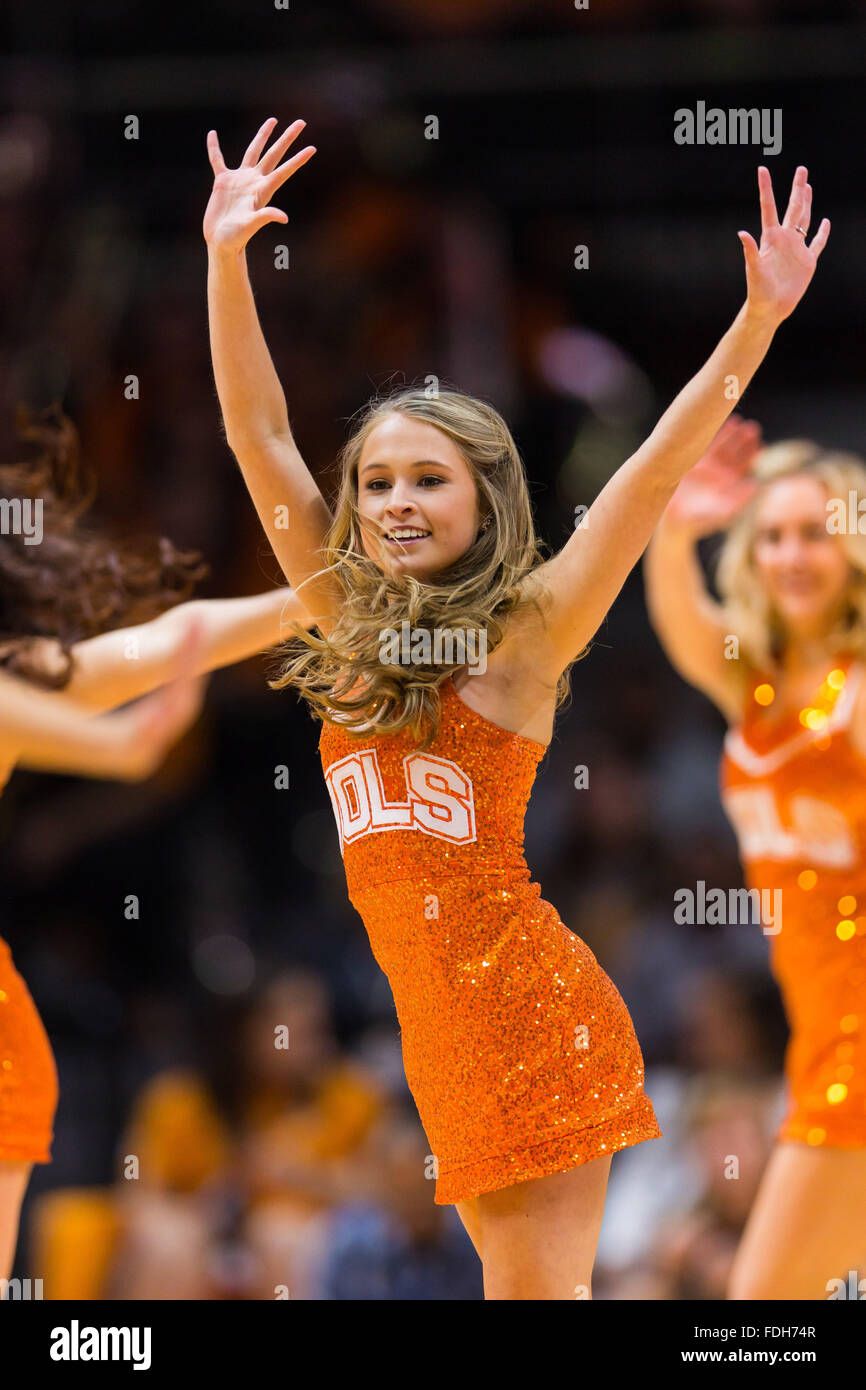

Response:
(345, 860), (532, 902)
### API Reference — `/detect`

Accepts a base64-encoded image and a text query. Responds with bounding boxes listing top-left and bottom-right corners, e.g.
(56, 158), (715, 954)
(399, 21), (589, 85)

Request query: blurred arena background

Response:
(1, 0), (864, 1298)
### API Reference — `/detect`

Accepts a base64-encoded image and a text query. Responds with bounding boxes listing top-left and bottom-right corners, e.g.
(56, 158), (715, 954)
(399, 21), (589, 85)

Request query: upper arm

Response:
(230, 432), (344, 635)
(516, 458), (747, 720)
(646, 584), (748, 723)
(642, 528), (749, 722)
(513, 452), (677, 684)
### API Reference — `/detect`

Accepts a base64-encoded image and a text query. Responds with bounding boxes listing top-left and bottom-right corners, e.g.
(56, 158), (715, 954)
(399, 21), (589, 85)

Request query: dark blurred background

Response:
(1, 0), (864, 1299)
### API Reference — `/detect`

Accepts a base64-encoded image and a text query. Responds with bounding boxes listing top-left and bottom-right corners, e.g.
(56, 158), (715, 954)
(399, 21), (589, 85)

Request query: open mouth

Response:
(384, 529), (431, 547)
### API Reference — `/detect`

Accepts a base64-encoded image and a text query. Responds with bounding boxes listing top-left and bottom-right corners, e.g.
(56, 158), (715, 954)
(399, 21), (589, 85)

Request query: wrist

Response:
(206, 242), (246, 271)
(656, 509), (703, 546)
(737, 299), (783, 336)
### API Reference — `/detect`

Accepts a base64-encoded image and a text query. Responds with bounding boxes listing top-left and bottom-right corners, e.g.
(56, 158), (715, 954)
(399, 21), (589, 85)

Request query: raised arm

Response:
(204, 117), (342, 634)
(0, 636), (204, 782)
(63, 586), (313, 713)
(521, 166), (829, 684)
(644, 417), (762, 722)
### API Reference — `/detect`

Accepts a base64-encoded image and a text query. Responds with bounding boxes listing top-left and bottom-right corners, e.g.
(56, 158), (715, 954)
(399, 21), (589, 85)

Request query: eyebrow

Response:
(358, 459), (453, 476)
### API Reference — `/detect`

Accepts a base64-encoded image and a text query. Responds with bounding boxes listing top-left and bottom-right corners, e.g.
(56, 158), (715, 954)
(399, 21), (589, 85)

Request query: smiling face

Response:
(355, 413), (485, 578)
(751, 475), (852, 637)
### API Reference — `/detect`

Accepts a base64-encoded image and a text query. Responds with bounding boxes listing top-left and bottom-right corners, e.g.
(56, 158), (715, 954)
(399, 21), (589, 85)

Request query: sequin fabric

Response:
(0, 933), (59, 1162)
(721, 657), (866, 1148)
(319, 674), (661, 1204)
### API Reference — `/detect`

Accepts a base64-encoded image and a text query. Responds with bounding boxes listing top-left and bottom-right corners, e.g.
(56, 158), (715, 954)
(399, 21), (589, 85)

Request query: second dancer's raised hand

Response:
(739, 165), (830, 323)
(203, 116), (316, 255)
(665, 416), (763, 540)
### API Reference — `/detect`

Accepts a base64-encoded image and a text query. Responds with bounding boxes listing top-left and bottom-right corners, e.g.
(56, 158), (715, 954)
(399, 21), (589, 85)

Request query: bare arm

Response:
(204, 118), (342, 633)
(64, 587), (312, 713)
(519, 166), (829, 683)
(644, 416), (763, 721)
(0, 660), (203, 782)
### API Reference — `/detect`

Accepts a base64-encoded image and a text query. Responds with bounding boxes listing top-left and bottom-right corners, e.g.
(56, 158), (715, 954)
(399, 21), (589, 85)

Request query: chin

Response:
(774, 599), (839, 630)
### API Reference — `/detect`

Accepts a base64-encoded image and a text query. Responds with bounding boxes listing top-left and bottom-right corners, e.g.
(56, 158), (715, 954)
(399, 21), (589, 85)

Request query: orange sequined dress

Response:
(0, 939), (59, 1164)
(319, 674), (661, 1205)
(0, 781), (60, 1164)
(720, 657), (866, 1149)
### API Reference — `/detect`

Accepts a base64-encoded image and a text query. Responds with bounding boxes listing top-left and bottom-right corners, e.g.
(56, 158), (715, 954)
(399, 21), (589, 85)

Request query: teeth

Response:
(388, 529), (429, 539)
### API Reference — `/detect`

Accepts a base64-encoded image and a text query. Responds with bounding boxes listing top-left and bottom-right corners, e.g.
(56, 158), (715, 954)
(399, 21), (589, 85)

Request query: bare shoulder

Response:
(463, 568), (566, 682)
(453, 589), (561, 747)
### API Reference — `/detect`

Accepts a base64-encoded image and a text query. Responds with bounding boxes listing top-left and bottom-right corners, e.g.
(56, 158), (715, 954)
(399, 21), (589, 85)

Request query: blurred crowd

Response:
(1, 0), (859, 1299)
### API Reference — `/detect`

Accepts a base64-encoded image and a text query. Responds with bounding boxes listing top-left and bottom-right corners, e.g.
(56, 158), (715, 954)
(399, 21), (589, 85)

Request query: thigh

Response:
(728, 1142), (866, 1300)
(0, 1160), (33, 1284)
(477, 1154), (612, 1300)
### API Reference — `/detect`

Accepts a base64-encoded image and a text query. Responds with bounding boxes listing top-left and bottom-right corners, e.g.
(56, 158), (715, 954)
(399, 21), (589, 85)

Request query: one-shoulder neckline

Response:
(445, 675), (549, 755)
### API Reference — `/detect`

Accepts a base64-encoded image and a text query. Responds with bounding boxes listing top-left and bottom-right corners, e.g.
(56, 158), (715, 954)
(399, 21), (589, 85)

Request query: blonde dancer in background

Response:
(646, 416), (866, 1298)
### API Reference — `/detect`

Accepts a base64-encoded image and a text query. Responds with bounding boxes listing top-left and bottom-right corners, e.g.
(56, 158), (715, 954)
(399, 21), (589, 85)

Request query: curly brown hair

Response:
(0, 402), (208, 688)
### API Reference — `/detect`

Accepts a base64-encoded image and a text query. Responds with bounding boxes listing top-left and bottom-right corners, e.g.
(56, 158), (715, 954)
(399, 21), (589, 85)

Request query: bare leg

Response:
(477, 1153), (612, 1300)
(0, 1160), (32, 1284)
(728, 1141), (866, 1300)
(455, 1196), (482, 1259)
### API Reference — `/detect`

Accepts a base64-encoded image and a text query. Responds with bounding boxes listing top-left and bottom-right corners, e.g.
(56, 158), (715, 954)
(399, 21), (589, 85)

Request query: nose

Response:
(776, 537), (809, 566)
(384, 482), (418, 516)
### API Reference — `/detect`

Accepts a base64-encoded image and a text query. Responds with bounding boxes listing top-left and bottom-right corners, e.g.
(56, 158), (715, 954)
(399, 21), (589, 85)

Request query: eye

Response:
(802, 522), (826, 542)
(364, 478), (389, 491)
(419, 475), (445, 487)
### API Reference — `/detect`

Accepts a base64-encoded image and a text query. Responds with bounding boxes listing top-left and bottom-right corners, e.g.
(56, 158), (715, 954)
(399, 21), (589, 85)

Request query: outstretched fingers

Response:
(738, 229), (760, 276)
(757, 165), (779, 233)
(242, 116), (279, 167)
(781, 165), (809, 230)
(258, 119), (308, 174)
(206, 129), (227, 176)
(261, 145), (317, 199)
(808, 217), (831, 259)
(796, 180), (813, 237)
(726, 421), (762, 476)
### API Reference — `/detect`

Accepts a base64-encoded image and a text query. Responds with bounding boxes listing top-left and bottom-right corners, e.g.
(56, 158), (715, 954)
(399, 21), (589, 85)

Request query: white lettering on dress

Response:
(324, 748), (476, 855)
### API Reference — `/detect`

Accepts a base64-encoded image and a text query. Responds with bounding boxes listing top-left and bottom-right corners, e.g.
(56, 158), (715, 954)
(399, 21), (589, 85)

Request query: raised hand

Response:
(739, 165), (830, 322)
(203, 117), (316, 254)
(665, 415), (762, 539)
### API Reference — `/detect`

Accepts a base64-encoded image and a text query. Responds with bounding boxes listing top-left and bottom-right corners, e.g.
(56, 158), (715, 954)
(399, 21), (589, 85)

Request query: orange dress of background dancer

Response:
(0, 773), (58, 1163)
(721, 656), (866, 1148)
(319, 673), (661, 1205)
(0, 938), (58, 1164)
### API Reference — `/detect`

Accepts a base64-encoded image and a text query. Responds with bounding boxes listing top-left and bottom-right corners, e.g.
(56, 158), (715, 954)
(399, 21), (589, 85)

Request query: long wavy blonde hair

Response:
(270, 385), (576, 749)
(716, 439), (866, 670)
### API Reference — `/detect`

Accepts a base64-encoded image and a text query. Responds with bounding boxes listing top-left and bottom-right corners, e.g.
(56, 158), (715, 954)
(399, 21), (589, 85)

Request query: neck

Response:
(780, 636), (840, 675)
